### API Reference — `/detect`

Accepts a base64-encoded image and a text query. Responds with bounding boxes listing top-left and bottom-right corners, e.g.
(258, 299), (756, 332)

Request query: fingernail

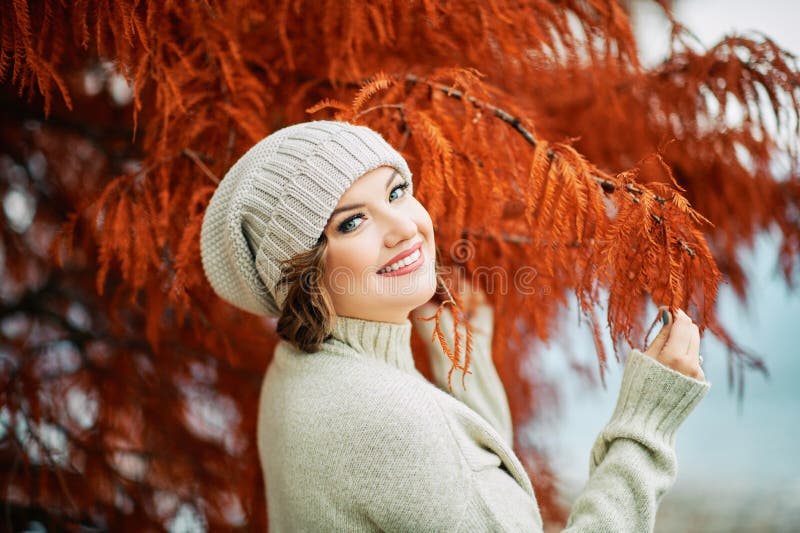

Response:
(662, 309), (670, 325)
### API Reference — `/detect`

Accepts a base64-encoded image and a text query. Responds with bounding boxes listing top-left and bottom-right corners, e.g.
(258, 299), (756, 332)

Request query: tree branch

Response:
(399, 74), (694, 255)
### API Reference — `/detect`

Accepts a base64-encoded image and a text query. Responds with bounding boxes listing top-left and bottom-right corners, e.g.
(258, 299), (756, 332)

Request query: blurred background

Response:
(544, 2), (800, 531)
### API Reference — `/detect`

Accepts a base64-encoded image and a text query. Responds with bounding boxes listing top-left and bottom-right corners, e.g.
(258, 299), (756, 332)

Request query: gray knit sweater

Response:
(256, 305), (710, 532)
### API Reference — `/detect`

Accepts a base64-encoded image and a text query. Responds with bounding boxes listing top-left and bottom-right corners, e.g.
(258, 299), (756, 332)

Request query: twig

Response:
(11, 403), (80, 514)
(678, 239), (696, 257)
(402, 74), (689, 251)
(183, 149), (219, 184)
(404, 74), (537, 146)
(460, 229), (587, 247)
(404, 74), (673, 203)
(354, 103), (404, 120)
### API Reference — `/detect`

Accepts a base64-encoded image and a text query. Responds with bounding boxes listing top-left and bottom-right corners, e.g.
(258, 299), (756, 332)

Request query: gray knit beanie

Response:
(199, 120), (413, 317)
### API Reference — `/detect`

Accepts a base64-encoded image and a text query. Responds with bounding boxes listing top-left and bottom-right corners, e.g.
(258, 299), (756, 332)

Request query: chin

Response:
(409, 280), (438, 313)
(366, 253), (437, 316)
(381, 284), (436, 311)
(371, 283), (437, 320)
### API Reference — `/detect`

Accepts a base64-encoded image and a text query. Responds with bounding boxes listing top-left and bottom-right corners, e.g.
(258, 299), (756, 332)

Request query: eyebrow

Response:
(329, 170), (402, 219)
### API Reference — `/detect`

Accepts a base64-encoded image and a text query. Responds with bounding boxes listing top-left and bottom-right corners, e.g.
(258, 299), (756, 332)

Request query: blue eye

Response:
(338, 214), (365, 234)
(336, 181), (411, 234)
(389, 181), (410, 201)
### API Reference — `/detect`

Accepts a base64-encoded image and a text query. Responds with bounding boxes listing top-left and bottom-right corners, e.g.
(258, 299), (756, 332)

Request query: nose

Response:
(381, 208), (418, 249)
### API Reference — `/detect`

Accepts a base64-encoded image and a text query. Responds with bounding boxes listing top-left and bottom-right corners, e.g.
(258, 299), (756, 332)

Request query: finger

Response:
(686, 323), (700, 359)
(645, 309), (672, 357)
(660, 308), (693, 362)
(684, 324), (706, 380)
(694, 367), (706, 382)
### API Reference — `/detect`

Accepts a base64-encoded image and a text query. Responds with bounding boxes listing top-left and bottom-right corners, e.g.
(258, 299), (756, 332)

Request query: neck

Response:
(326, 314), (415, 373)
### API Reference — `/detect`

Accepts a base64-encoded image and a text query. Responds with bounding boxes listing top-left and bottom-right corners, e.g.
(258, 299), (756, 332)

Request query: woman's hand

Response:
(643, 307), (706, 382)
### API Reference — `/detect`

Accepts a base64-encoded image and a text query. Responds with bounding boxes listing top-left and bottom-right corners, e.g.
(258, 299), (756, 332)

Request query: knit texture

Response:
(199, 121), (412, 317)
(256, 307), (711, 532)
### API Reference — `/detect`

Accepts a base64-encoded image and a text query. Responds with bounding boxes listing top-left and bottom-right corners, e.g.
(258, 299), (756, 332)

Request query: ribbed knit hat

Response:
(199, 120), (413, 317)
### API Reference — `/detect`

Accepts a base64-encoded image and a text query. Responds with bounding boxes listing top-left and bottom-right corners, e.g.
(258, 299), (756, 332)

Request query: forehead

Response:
(338, 166), (398, 201)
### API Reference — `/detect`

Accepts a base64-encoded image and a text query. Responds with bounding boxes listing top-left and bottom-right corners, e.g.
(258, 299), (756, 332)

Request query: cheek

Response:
(324, 237), (379, 278)
(415, 204), (437, 266)
(416, 207), (436, 254)
(410, 198), (434, 232)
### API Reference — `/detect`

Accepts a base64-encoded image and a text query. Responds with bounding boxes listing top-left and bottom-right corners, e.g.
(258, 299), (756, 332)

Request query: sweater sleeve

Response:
(412, 302), (514, 445)
(562, 349), (711, 532)
(333, 348), (708, 532)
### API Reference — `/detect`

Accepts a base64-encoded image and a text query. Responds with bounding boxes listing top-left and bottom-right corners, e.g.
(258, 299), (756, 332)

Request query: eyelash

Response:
(337, 181), (411, 234)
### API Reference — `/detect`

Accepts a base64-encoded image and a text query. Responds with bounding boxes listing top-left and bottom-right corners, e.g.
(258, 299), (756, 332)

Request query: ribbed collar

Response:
(324, 315), (416, 373)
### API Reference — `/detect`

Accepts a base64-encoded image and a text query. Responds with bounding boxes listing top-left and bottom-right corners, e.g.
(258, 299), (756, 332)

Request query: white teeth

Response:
(379, 249), (421, 274)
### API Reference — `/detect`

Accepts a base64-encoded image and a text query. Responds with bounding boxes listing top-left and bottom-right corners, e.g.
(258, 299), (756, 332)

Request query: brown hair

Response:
(275, 235), (335, 353)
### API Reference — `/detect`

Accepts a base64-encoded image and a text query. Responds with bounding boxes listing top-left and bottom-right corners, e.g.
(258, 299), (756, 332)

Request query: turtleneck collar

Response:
(324, 315), (416, 373)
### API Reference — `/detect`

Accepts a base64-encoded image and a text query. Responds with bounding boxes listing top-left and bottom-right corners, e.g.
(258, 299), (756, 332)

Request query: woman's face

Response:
(320, 166), (437, 323)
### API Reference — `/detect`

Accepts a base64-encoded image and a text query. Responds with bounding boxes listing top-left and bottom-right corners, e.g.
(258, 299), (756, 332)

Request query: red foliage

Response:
(1, 0), (797, 529)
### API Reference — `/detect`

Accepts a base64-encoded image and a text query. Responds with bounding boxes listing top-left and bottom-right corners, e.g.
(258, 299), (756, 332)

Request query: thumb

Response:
(644, 308), (672, 358)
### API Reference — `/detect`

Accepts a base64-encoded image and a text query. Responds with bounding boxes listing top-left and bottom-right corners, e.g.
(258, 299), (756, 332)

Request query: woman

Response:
(199, 120), (710, 532)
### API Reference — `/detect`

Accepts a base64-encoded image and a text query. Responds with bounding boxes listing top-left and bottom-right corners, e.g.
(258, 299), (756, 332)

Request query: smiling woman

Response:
(198, 120), (710, 532)
(320, 165), (437, 324)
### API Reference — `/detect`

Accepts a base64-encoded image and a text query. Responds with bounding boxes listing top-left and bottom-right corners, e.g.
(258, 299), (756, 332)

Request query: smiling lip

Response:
(378, 242), (423, 271)
(378, 247), (425, 277)
(377, 243), (424, 276)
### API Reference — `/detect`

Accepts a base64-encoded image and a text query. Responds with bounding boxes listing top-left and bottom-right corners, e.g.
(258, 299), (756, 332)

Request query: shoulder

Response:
(265, 340), (473, 531)
(316, 355), (466, 462)
(264, 341), (467, 456)
(327, 369), (475, 529)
